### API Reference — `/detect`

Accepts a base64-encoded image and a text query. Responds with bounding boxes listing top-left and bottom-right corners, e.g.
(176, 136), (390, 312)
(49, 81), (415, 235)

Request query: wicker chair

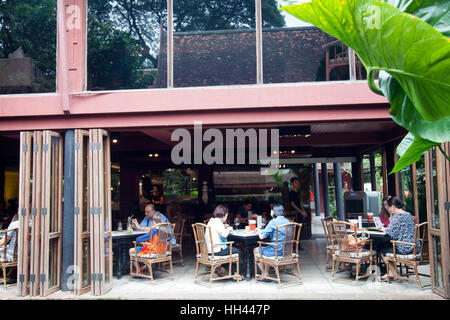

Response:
(321, 216), (337, 271)
(0, 226), (19, 290)
(129, 222), (175, 284)
(171, 218), (186, 266)
(330, 221), (376, 285)
(192, 223), (240, 287)
(385, 222), (429, 289)
(254, 222), (303, 288)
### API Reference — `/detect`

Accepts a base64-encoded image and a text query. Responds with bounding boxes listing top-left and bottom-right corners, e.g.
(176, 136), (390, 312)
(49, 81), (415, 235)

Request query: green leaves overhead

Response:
(391, 133), (439, 173)
(281, 0), (450, 172)
(281, 0), (450, 123)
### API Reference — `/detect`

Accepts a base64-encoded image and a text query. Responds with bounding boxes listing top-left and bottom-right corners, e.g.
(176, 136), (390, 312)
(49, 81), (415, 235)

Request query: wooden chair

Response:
(129, 222), (175, 284)
(0, 226), (19, 290)
(171, 218), (186, 266)
(321, 216), (337, 271)
(254, 222), (303, 288)
(385, 222), (429, 289)
(192, 223), (240, 287)
(330, 221), (376, 285)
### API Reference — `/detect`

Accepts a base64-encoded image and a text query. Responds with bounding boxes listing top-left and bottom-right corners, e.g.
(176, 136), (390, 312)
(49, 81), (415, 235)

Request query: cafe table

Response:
(227, 229), (263, 281)
(112, 230), (147, 279)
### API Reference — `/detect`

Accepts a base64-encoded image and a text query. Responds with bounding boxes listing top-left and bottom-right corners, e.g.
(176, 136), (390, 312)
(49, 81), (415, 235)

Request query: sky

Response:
(277, 0), (313, 27)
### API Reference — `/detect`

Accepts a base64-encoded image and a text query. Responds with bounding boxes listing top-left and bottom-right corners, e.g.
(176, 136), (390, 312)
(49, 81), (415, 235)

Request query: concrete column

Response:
(386, 143), (397, 196)
(334, 162), (345, 221)
(62, 130), (75, 291)
(370, 153), (377, 191)
(0, 161), (5, 203)
(351, 156), (363, 191)
(321, 163), (330, 217)
(313, 163), (321, 216)
(119, 164), (140, 220)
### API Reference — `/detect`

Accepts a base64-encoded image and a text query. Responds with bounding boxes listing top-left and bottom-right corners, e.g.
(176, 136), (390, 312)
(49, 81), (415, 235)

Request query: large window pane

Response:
(398, 165), (414, 215)
(431, 235), (443, 290)
(262, 0), (349, 84)
(0, 0), (56, 94)
(430, 148), (440, 229)
(87, 0), (166, 91)
(172, 0), (257, 87)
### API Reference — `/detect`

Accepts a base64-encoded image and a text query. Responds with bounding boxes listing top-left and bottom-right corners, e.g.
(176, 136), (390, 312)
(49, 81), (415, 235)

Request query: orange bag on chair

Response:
(137, 234), (167, 256)
(346, 235), (366, 249)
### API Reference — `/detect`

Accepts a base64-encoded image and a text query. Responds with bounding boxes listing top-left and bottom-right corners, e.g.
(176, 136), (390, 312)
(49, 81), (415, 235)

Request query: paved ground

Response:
(0, 215), (444, 300)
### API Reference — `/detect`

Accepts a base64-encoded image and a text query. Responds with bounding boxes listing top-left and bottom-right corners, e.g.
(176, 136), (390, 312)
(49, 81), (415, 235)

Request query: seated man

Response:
(0, 214), (19, 280)
(132, 203), (176, 246)
(236, 200), (252, 221)
(129, 213), (173, 256)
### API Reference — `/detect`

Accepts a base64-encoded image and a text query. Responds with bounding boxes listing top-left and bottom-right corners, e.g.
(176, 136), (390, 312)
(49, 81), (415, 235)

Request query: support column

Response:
(386, 143), (397, 196)
(369, 153), (377, 191)
(321, 163), (330, 217)
(119, 164), (140, 220)
(0, 161), (5, 203)
(334, 162), (345, 221)
(313, 163), (321, 216)
(62, 130), (75, 291)
(351, 156), (363, 191)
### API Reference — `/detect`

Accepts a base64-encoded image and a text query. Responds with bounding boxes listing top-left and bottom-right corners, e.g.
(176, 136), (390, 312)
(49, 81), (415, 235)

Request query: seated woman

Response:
(380, 196), (419, 281)
(379, 196), (391, 227)
(254, 204), (291, 280)
(205, 205), (244, 281)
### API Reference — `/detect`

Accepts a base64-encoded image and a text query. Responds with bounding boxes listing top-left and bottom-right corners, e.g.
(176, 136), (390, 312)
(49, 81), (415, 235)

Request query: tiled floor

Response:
(0, 215), (444, 300)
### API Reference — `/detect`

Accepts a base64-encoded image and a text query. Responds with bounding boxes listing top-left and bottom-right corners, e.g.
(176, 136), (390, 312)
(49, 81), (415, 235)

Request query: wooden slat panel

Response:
(18, 132), (32, 296)
(29, 131), (42, 296)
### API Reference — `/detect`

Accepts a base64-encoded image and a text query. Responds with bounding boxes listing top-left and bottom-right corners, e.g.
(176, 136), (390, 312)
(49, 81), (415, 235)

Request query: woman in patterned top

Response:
(380, 196), (419, 281)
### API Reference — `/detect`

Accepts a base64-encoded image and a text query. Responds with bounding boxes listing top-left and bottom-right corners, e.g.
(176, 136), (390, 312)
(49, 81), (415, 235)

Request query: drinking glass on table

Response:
(234, 217), (240, 230)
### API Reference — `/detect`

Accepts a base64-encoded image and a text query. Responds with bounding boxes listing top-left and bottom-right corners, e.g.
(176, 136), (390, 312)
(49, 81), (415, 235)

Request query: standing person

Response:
(380, 196), (419, 281)
(151, 186), (164, 204)
(236, 200), (252, 221)
(205, 205), (244, 281)
(289, 177), (307, 251)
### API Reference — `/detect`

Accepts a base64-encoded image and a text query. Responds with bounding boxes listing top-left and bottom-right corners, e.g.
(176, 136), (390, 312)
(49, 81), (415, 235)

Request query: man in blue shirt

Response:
(132, 204), (176, 246)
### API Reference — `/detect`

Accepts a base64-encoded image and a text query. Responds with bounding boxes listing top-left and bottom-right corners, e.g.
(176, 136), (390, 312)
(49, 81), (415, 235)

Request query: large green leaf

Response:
(377, 1), (450, 143)
(281, 0), (450, 122)
(379, 71), (450, 142)
(391, 132), (439, 173)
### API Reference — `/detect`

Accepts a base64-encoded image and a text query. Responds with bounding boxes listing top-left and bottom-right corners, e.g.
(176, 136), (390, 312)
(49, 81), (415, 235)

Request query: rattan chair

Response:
(129, 222), (175, 284)
(254, 222), (303, 288)
(330, 221), (376, 285)
(171, 218), (186, 266)
(0, 226), (19, 290)
(385, 222), (429, 289)
(192, 223), (240, 287)
(321, 216), (337, 271)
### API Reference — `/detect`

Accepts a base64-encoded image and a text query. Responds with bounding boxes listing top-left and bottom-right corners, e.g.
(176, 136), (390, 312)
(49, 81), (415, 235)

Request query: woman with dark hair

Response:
(254, 204), (292, 280)
(205, 205), (244, 280)
(379, 196), (391, 227)
(380, 196), (419, 281)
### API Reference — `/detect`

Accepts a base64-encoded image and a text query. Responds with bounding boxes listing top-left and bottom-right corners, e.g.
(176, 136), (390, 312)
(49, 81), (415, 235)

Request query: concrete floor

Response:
(0, 215), (444, 300)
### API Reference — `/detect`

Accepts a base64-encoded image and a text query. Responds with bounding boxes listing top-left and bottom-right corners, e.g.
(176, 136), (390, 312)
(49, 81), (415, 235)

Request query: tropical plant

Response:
(280, 0), (450, 173)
